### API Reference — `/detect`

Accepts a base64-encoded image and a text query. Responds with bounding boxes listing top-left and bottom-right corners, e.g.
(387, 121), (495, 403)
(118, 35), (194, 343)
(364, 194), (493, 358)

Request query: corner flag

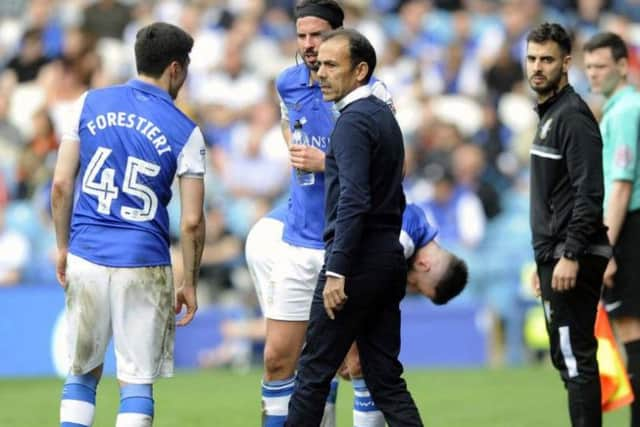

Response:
(596, 303), (634, 412)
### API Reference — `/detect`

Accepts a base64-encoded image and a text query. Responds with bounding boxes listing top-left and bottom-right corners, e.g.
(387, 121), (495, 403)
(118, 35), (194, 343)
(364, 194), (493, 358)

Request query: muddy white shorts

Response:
(64, 253), (175, 384)
(245, 218), (324, 321)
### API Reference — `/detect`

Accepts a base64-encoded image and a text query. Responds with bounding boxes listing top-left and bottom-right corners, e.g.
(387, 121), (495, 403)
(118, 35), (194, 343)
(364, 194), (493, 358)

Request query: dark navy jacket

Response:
(324, 86), (405, 276)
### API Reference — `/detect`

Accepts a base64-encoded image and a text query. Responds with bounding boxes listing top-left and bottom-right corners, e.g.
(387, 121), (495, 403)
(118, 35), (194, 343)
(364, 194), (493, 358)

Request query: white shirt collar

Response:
(334, 85), (372, 112)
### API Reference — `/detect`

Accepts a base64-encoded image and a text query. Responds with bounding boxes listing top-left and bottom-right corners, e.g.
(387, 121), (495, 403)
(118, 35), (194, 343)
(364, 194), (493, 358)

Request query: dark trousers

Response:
(285, 252), (422, 427)
(538, 254), (608, 427)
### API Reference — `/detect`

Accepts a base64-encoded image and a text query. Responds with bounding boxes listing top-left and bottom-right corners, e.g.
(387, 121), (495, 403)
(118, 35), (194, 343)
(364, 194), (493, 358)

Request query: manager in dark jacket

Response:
(285, 28), (422, 427)
(527, 23), (610, 427)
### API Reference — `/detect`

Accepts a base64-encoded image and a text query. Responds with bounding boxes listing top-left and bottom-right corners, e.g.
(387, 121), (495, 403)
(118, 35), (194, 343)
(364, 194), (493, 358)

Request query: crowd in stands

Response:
(1, 0), (639, 365)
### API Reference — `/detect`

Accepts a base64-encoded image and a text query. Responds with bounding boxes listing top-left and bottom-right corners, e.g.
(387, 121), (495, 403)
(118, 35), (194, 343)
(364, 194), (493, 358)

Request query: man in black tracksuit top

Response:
(286, 29), (422, 427)
(527, 23), (611, 427)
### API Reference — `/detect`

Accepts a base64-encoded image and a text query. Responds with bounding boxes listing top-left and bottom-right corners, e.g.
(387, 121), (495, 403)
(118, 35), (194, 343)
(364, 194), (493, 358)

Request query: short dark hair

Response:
(584, 32), (628, 61)
(294, 0), (344, 29)
(527, 22), (572, 55)
(321, 28), (376, 83)
(432, 254), (468, 305)
(134, 22), (194, 78)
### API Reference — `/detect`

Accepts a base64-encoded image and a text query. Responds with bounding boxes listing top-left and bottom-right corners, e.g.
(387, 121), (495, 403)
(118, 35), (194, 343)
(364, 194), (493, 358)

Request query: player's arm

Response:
(605, 108), (638, 247)
(278, 94), (292, 148)
(175, 127), (207, 326)
(603, 108), (639, 287)
(279, 94), (326, 172)
(176, 176), (205, 326)
(281, 118), (292, 147)
(51, 139), (79, 287)
(605, 180), (632, 246)
(178, 177), (205, 283)
(51, 92), (85, 287)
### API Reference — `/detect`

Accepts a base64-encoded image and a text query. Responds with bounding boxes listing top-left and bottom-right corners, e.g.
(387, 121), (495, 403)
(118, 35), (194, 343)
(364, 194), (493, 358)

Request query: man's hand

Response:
(289, 145), (325, 172)
(323, 276), (347, 320)
(56, 247), (68, 288)
(530, 268), (541, 297)
(552, 257), (579, 292)
(337, 360), (351, 380)
(175, 282), (198, 326)
(603, 257), (617, 288)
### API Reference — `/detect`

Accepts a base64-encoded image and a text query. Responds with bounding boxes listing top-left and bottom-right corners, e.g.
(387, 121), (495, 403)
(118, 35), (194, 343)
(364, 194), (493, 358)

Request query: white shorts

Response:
(245, 218), (324, 321)
(64, 253), (175, 384)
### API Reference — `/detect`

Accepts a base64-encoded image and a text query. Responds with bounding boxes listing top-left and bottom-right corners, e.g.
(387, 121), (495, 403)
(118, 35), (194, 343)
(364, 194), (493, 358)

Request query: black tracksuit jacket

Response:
(529, 84), (609, 263)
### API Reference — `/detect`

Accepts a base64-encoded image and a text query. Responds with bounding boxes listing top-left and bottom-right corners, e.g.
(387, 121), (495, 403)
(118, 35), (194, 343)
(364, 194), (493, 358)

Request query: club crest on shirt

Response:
(540, 118), (553, 140)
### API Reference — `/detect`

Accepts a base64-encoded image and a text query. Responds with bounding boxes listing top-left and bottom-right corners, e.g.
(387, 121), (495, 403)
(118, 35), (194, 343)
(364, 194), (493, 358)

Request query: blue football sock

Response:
(60, 373), (98, 427)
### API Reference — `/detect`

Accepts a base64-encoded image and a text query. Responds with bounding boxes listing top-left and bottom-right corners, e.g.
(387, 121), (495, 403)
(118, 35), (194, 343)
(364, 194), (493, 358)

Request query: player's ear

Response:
(355, 61), (368, 83)
(414, 257), (430, 272)
(562, 54), (571, 74)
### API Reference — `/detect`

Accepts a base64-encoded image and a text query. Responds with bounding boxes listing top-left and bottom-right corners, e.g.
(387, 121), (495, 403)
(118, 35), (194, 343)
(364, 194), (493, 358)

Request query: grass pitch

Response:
(0, 366), (627, 426)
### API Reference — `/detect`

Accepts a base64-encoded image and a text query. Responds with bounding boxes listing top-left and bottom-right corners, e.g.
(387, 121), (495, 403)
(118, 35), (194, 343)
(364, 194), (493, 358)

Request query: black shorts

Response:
(603, 210), (640, 318)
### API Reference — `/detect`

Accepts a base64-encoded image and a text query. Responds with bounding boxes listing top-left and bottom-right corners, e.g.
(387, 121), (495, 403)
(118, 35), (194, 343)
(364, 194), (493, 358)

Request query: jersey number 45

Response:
(82, 146), (160, 222)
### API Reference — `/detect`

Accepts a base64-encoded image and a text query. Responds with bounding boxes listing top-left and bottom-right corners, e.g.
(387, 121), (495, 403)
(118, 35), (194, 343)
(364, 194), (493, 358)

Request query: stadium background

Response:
(0, 0), (638, 425)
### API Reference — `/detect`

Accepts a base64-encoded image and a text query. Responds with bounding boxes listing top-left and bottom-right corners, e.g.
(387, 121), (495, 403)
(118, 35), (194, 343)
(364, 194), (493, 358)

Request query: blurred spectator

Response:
(24, 0), (66, 59)
(219, 100), (289, 199)
(472, 103), (517, 191)
(451, 143), (502, 219)
(420, 164), (486, 249)
(485, 42), (525, 101)
(0, 88), (24, 186)
(178, 1), (225, 93)
(499, 0), (534, 62)
(6, 28), (51, 83)
(0, 201), (30, 287)
(572, 0), (608, 40)
(421, 10), (486, 97)
(82, 0), (132, 40)
(15, 108), (57, 200)
(414, 119), (465, 172)
(172, 205), (244, 305)
(611, 0), (640, 22)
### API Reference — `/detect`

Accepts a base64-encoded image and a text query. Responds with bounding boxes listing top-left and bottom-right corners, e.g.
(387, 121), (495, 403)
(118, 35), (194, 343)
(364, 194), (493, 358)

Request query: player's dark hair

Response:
(527, 22), (572, 55)
(135, 22), (194, 78)
(432, 254), (468, 305)
(584, 32), (629, 61)
(294, 0), (344, 29)
(321, 28), (376, 83)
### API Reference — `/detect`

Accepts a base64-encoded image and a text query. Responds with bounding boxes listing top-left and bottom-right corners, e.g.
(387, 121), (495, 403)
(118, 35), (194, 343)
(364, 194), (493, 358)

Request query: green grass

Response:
(0, 366), (628, 426)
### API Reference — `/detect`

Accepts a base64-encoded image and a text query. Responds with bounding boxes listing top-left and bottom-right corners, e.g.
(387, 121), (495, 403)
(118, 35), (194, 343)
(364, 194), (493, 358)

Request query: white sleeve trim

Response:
(177, 127), (206, 177)
(60, 91), (88, 143)
(278, 94), (289, 123)
(326, 271), (345, 279)
(399, 229), (415, 260)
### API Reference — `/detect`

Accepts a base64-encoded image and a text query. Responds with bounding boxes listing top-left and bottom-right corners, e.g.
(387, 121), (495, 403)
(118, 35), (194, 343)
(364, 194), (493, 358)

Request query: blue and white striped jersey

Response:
(262, 202), (436, 260)
(277, 63), (394, 250)
(62, 79), (206, 267)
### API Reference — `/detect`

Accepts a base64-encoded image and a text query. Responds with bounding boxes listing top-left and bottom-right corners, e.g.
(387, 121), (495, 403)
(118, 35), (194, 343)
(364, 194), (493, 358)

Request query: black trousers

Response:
(285, 252), (422, 427)
(537, 254), (608, 427)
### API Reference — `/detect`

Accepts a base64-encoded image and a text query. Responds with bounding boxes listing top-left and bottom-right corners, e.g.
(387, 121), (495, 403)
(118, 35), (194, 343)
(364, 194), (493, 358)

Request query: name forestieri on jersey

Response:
(86, 112), (172, 155)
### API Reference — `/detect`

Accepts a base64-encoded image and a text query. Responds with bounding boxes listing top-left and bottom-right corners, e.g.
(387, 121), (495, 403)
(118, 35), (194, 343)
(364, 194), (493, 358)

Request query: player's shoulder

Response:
(276, 63), (307, 94)
(83, 84), (122, 105)
(612, 90), (640, 117)
(166, 103), (197, 131)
